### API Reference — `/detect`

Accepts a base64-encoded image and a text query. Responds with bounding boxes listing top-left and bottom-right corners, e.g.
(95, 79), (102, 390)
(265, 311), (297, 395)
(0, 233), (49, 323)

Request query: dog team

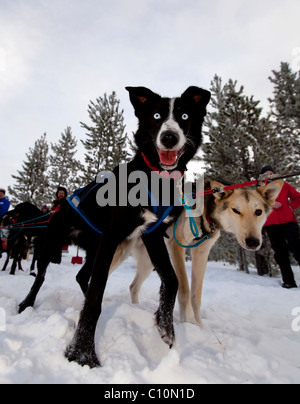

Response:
(1, 85), (299, 368)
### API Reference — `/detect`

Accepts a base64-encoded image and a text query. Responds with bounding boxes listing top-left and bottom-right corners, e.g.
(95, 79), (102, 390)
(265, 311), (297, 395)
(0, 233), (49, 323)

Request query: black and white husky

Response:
(18, 86), (211, 368)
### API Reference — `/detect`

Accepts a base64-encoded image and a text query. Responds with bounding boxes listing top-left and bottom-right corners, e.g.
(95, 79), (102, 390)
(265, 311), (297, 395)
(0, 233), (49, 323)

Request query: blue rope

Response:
(173, 216), (212, 249)
(6, 225), (48, 230)
(0, 225), (48, 243)
(181, 193), (200, 238)
(0, 228), (22, 242)
(173, 194), (212, 249)
(5, 212), (52, 229)
(0, 212), (51, 243)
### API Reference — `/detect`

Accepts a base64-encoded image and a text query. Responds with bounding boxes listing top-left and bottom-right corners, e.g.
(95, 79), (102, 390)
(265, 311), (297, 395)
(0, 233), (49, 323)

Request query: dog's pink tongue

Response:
(158, 150), (178, 166)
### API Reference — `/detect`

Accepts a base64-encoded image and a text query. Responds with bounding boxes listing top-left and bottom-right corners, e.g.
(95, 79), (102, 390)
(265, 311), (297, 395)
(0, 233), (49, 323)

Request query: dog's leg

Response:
(76, 260), (92, 296)
(1, 254), (9, 272)
(190, 237), (218, 325)
(109, 239), (137, 275)
(130, 239), (153, 304)
(18, 250), (53, 313)
(142, 233), (178, 348)
(65, 234), (122, 368)
(17, 255), (24, 271)
(2, 237), (13, 272)
(10, 238), (23, 275)
(30, 247), (38, 273)
(76, 239), (136, 297)
(168, 238), (193, 323)
(30, 235), (43, 274)
(191, 248), (209, 326)
(19, 216), (67, 313)
(9, 256), (18, 275)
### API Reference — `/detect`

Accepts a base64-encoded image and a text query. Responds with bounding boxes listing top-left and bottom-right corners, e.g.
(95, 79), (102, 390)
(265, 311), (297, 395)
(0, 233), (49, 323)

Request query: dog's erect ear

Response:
(210, 181), (233, 201)
(126, 87), (161, 111)
(257, 180), (284, 206)
(181, 87), (211, 108)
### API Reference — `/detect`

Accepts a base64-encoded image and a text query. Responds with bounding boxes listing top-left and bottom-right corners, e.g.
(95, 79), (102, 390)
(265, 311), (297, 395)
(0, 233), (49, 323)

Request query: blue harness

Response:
(67, 174), (174, 236)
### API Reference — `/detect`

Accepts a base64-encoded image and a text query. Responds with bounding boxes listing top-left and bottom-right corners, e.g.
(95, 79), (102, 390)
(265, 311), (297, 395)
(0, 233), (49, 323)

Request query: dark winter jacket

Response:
(264, 182), (300, 227)
(0, 197), (10, 218)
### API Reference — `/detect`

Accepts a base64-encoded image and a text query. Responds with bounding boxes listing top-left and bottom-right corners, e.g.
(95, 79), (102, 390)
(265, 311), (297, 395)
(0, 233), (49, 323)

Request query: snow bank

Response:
(0, 247), (299, 384)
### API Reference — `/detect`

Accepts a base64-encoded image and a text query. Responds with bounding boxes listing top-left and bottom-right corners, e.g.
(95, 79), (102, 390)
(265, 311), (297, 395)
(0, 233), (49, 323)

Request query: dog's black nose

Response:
(245, 237), (260, 250)
(160, 131), (180, 149)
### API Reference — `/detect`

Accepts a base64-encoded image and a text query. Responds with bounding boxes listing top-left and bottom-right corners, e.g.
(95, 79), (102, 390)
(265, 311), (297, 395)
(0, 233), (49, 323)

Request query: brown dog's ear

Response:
(257, 180), (284, 206)
(126, 87), (161, 112)
(210, 181), (233, 201)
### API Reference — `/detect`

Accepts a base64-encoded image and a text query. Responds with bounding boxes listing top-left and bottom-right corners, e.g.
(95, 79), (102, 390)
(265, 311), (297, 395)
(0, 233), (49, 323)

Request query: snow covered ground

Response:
(0, 246), (299, 384)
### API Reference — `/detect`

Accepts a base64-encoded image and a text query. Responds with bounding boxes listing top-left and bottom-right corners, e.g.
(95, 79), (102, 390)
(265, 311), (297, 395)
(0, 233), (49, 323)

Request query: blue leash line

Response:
(173, 194), (212, 249)
(173, 216), (212, 249)
(5, 212), (52, 229)
(173, 218), (212, 249)
(0, 212), (51, 242)
(6, 225), (48, 230)
(0, 225), (48, 243)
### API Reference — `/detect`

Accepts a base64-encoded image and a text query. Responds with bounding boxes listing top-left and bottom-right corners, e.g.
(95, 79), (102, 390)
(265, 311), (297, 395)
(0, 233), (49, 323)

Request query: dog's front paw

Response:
(65, 343), (101, 368)
(155, 311), (175, 349)
(157, 326), (175, 349)
(18, 298), (34, 314)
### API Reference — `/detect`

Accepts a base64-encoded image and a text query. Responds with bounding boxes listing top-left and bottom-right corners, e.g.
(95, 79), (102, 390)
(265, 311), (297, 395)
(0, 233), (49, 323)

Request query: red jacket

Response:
(264, 182), (300, 226)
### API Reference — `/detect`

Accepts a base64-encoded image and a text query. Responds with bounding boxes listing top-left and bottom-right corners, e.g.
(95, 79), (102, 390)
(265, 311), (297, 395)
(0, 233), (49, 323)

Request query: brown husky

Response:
(120, 180), (283, 325)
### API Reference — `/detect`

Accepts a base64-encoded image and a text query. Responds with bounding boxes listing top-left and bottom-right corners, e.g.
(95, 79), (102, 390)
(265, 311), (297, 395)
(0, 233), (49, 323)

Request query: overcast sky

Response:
(1, 0), (300, 194)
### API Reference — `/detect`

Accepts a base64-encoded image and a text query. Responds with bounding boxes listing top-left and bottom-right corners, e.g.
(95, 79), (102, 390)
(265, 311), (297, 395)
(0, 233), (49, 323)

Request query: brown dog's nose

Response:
(245, 237), (260, 250)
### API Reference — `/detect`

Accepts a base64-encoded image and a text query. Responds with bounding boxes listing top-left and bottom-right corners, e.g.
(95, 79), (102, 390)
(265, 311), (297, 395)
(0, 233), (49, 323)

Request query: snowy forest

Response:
(7, 62), (300, 272)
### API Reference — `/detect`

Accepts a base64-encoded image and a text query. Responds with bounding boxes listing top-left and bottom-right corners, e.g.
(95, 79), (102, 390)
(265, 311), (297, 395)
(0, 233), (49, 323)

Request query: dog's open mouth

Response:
(158, 149), (183, 168)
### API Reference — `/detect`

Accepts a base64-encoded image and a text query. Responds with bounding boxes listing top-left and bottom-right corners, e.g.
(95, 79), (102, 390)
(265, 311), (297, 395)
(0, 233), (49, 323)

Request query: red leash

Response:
(195, 171), (300, 198)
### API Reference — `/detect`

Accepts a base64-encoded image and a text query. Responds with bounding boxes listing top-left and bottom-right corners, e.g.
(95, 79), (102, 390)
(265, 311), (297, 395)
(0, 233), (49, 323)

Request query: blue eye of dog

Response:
(182, 113), (189, 121)
(153, 113), (161, 120)
(232, 208), (241, 215)
(255, 209), (263, 216)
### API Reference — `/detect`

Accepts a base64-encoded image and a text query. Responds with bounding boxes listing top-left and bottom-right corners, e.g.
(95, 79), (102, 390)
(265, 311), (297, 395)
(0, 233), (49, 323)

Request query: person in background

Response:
(41, 204), (50, 215)
(0, 188), (10, 218)
(51, 187), (69, 258)
(262, 166), (300, 289)
(0, 188), (10, 258)
(51, 187), (68, 214)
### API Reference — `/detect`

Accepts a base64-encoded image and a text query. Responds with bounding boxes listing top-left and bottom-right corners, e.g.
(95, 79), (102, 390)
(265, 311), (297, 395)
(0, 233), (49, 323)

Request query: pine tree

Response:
(269, 62), (300, 132)
(203, 75), (293, 185)
(49, 126), (84, 194)
(268, 62), (300, 187)
(8, 133), (51, 207)
(80, 92), (130, 183)
(251, 117), (294, 178)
